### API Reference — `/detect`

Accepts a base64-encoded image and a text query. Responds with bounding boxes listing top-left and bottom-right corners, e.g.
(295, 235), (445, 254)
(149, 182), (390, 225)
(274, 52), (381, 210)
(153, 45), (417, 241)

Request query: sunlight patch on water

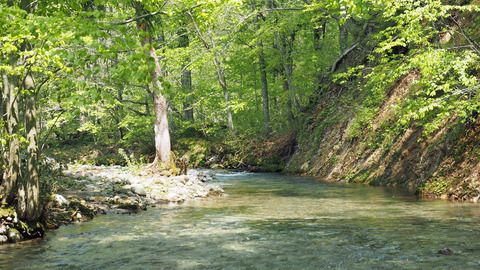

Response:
(1, 172), (480, 269)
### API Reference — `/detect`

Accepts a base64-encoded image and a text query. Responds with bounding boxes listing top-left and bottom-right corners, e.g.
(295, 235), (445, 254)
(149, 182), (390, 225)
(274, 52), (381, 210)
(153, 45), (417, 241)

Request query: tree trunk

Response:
(254, 0), (272, 134)
(143, 86), (151, 117)
(338, 5), (349, 54)
(18, 82), (42, 221)
(258, 40), (271, 134)
(181, 68), (194, 121)
(137, 19), (171, 166)
(0, 72), (6, 186)
(278, 32), (296, 123)
(213, 57), (235, 134)
(179, 28), (194, 121)
(0, 71), (20, 205)
(186, 10), (234, 134)
(253, 66), (260, 123)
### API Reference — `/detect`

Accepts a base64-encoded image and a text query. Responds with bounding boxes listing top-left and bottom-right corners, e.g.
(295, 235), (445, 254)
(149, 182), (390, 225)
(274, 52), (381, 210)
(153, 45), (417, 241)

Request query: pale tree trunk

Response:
(338, 5), (349, 54)
(137, 20), (171, 166)
(0, 0), (43, 222)
(0, 0), (20, 206)
(209, 31), (234, 134)
(213, 57), (234, 134)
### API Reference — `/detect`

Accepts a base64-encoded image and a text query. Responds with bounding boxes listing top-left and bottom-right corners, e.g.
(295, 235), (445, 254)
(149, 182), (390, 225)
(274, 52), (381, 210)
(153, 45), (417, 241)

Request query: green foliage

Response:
(326, 0), (480, 156)
(118, 148), (145, 172)
(2, 0), (478, 205)
(418, 177), (450, 196)
(38, 156), (66, 203)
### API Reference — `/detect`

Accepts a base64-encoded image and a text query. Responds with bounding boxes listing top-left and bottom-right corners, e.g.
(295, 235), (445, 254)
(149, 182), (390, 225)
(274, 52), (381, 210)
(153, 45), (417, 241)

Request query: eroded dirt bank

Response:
(285, 72), (480, 202)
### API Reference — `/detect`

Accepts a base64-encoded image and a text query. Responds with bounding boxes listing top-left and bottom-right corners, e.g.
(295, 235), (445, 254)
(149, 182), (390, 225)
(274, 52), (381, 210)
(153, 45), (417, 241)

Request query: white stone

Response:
(0, 235), (8, 244)
(0, 225), (7, 235)
(53, 194), (69, 206)
(131, 184), (147, 196)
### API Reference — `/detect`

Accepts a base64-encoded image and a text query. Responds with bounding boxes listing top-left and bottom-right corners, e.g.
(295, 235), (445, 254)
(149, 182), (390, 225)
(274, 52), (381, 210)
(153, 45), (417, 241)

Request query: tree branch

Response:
(330, 43), (358, 73)
(111, 10), (168, 26)
(231, 8), (305, 33)
(450, 17), (480, 55)
(185, 9), (211, 50)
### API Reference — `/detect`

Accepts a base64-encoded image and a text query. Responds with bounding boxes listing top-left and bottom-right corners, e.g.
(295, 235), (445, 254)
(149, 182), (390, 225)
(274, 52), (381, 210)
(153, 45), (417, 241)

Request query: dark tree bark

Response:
(253, 0), (271, 134)
(18, 76), (42, 221)
(178, 27), (194, 121)
(0, 70), (20, 205)
(258, 41), (271, 134)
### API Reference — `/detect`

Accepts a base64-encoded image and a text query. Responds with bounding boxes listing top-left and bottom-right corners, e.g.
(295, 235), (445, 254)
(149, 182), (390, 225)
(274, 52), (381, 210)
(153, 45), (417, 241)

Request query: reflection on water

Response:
(1, 172), (480, 269)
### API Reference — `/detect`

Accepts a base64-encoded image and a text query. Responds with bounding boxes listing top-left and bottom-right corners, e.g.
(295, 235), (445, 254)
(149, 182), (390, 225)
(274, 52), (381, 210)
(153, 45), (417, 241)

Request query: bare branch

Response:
(450, 17), (480, 55)
(185, 9), (211, 50)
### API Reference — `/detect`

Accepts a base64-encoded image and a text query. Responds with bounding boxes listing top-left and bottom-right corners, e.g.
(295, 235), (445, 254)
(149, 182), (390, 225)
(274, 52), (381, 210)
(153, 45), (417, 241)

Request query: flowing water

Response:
(1, 171), (480, 269)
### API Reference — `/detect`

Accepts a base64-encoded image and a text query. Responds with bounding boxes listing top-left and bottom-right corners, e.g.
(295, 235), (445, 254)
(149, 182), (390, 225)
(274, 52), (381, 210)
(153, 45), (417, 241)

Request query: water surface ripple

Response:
(1, 171), (479, 269)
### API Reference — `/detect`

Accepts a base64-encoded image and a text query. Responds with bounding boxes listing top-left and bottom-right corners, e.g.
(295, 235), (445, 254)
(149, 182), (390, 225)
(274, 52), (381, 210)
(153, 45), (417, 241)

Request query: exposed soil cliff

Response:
(285, 70), (480, 202)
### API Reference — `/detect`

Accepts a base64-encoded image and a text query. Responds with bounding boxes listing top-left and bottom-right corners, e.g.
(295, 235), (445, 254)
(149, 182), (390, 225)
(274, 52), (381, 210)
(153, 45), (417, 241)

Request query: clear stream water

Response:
(1, 171), (480, 269)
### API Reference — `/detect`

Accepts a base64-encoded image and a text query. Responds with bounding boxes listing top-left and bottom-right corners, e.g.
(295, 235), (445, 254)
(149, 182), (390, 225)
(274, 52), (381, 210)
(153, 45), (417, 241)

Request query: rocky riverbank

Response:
(1, 165), (224, 244)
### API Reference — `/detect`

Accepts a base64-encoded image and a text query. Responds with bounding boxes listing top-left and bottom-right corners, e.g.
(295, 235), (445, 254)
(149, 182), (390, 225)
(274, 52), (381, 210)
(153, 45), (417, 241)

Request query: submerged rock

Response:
(206, 184), (224, 196)
(437, 248), (453, 255)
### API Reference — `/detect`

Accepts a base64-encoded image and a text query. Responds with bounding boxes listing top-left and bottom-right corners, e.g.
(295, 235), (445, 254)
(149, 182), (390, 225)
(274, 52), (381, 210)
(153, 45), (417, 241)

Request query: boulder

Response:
(437, 248), (453, 255)
(131, 184), (147, 196)
(69, 199), (95, 219)
(53, 194), (68, 206)
(0, 224), (7, 235)
(117, 200), (141, 212)
(165, 192), (178, 202)
(116, 186), (131, 194)
(170, 175), (190, 185)
(7, 228), (22, 243)
(0, 235), (8, 244)
(206, 184), (224, 197)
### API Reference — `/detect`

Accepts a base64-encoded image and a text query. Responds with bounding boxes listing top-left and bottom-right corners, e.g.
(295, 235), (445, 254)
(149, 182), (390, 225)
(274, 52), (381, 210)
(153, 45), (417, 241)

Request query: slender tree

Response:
(133, 3), (171, 166)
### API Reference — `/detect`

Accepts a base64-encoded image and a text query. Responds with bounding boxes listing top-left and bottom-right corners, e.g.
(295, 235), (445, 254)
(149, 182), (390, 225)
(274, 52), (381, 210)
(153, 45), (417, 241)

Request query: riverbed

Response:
(1, 171), (479, 269)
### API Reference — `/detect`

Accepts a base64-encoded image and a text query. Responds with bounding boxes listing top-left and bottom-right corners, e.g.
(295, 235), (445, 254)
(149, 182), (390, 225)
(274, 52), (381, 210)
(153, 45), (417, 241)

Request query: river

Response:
(1, 171), (480, 269)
